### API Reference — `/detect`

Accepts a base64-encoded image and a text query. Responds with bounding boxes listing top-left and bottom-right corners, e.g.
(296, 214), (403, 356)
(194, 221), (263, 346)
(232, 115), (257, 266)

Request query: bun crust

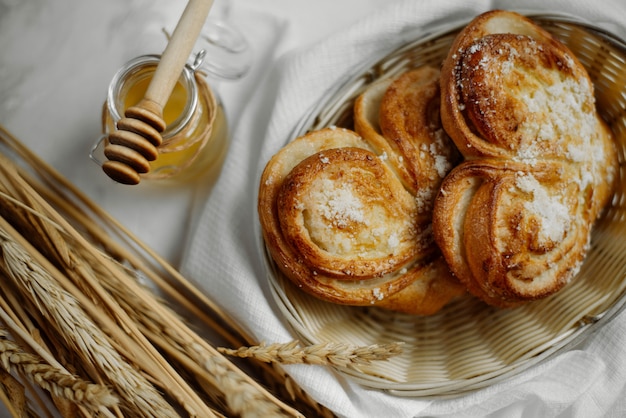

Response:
(434, 10), (618, 307)
(259, 68), (464, 315)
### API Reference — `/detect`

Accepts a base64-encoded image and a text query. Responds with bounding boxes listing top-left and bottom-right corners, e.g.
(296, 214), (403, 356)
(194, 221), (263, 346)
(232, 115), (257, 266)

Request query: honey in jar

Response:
(97, 54), (228, 184)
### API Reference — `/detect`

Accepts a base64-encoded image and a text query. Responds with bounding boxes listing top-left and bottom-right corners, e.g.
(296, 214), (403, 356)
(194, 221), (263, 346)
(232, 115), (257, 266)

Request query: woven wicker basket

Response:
(264, 13), (626, 397)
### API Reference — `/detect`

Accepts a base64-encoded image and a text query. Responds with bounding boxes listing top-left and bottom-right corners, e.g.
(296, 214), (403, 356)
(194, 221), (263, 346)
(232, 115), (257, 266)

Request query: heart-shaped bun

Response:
(259, 68), (464, 315)
(434, 10), (618, 307)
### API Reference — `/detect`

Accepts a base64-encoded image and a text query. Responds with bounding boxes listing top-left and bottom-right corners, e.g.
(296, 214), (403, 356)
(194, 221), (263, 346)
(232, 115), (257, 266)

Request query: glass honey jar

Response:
(92, 53), (228, 184)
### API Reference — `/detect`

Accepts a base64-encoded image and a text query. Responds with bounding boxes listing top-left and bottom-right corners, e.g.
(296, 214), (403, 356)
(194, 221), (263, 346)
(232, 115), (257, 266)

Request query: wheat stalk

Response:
(0, 328), (117, 414)
(0, 124), (333, 416)
(219, 341), (404, 369)
(0, 291), (98, 418)
(0, 191), (293, 417)
(0, 175), (271, 417)
(0, 165), (223, 417)
(0, 225), (177, 418)
(157, 333), (295, 418)
(74, 215), (332, 416)
(94, 253), (302, 418)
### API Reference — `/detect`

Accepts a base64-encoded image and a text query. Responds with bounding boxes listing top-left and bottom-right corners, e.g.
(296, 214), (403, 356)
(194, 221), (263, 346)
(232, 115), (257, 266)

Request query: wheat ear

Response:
(0, 328), (117, 413)
(97, 259), (302, 418)
(0, 124), (331, 416)
(0, 224), (177, 418)
(219, 341), (404, 369)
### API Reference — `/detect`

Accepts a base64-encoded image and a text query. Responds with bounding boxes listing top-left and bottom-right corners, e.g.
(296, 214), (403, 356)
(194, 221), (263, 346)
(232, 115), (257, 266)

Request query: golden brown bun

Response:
(434, 10), (619, 307)
(259, 68), (464, 315)
(355, 67), (461, 211)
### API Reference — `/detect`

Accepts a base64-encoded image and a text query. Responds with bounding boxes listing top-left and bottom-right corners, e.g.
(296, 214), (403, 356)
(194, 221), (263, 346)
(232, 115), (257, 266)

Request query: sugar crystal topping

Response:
(318, 179), (365, 228)
(516, 173), (571, 244)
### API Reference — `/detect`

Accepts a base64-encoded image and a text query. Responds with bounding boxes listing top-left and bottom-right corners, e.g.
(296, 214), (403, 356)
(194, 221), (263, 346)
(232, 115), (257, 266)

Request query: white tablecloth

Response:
(2, 0), (626, 417)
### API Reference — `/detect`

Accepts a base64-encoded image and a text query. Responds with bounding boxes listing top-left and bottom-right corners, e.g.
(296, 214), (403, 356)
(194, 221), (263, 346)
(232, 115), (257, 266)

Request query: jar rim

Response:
(107, 54), (198, 140)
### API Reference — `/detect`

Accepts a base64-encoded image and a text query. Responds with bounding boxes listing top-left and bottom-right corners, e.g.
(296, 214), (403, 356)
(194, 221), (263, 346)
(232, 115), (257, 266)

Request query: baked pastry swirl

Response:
(434, 10), (619, 307)
(355, 67), (460, 208)
(259, 68), (464, 315)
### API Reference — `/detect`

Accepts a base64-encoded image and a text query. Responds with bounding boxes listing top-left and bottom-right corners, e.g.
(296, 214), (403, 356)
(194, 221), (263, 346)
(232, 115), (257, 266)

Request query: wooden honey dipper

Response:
(102, 0), (214, 185)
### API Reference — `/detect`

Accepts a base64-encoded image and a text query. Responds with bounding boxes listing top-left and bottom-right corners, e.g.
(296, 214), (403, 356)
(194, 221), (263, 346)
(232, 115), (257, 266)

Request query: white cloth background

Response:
(181, 1), (626, 417)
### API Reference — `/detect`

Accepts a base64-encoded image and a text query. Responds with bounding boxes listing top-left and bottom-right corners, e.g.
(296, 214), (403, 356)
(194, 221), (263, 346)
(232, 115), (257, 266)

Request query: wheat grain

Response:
(99, 262), (300, 418)
(0, 328), (117, 413)
(0, 191), (217, 416)
(0, 125), (334, 417)
(220, 341), (404, 369)
(0, 227), (178, 418)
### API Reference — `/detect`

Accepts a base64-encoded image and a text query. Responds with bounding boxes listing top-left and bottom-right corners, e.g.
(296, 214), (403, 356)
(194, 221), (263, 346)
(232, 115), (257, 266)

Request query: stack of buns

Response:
(258, 10), (618, 314)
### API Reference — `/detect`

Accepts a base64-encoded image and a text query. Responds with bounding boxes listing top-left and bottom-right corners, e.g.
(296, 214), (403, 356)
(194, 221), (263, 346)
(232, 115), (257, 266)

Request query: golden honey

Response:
(123, 76), (188, 127)
(101, 54), (228, 183)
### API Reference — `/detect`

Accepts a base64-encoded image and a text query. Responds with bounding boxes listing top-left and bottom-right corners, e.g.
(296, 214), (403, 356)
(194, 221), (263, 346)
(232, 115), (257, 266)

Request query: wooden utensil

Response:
(102, 0), (214, 185)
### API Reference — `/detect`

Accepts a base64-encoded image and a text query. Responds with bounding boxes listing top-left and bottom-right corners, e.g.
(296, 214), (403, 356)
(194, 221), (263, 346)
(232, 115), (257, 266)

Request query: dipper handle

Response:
(103, 0), (213, 185)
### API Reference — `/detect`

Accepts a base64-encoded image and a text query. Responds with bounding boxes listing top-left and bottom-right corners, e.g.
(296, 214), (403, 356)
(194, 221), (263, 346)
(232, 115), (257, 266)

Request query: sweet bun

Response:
(434, 10), (619, 307)
(259, 10), (618, 313)
(259, 67), (464, 315)
(356, 67), (460, 201)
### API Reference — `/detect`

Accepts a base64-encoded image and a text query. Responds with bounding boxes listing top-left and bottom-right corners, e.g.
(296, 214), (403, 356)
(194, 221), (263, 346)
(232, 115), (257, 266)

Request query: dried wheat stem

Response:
(99, 259), (300, 417)
(38, 184), (319, 414)
(143, 326), (280, 418)
(63, 257), (220, 417)
(200, 348), (295, 418)
(0, 328), (117, 413)
(15, 184), (327, 417)
(0, 295), (89, 415)
(0, 166), (71, 269)
(98, 262), (303, 418)
(157, 329), (295, 418)
(0, 191), (64, 233)
(5, 143), (251, 346)
(0, 292), (80, 387)
(0, 223), (177, 418)
(0, 297), (116, 418)
(0, 197), (219, 415)
(0, 125), (328, 417)
(219, 341), (404, 369)
(0, 183), (216, 418)
(266, 362), (336, 418)
(28, 179), (249, 348)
